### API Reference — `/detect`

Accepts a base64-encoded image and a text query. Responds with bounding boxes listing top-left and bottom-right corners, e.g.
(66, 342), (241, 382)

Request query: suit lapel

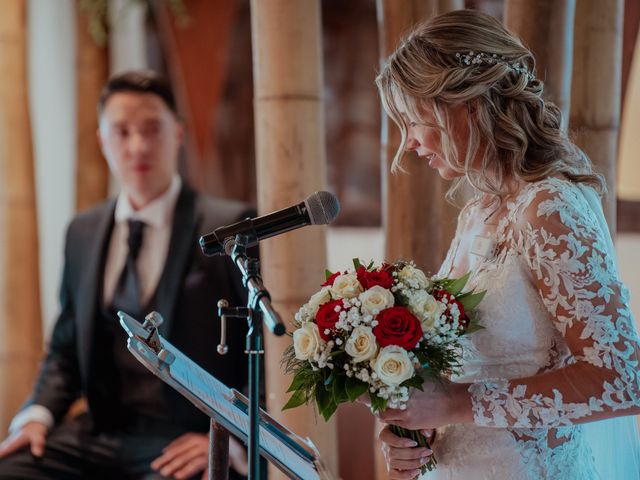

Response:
(155, 185), (199, 337)
(77, 201), (116, 383)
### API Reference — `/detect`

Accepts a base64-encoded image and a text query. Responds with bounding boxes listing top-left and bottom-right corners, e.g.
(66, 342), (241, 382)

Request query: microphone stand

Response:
(216, 234), (285, 480)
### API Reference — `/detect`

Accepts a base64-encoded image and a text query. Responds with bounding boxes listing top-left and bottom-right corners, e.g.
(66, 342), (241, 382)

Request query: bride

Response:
(373, 9), (640, 480)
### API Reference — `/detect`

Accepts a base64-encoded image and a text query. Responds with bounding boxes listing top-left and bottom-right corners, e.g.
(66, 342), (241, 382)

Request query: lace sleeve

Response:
(469, 182), (640, 428)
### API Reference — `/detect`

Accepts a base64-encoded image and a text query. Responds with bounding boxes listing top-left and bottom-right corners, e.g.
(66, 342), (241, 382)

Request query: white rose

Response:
(306, 286), (332, 317)
(398, 265), (430, 289)
(293, 322), (324, 361)
(373, 345), (414, 387)
(345, 326), (378, 363)
(408, 290), (445, 331)
(359, 285), (395, 316)
(330, 273), (363, 299)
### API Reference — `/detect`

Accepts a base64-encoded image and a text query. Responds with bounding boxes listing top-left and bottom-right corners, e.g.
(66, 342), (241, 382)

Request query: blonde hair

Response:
(376, 9), (605, 201)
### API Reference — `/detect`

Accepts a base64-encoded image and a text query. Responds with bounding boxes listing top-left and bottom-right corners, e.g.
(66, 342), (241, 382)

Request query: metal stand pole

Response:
(247, 309), (263, 479)
(209, 419), (229, 480)
(215, 234), (285, 480)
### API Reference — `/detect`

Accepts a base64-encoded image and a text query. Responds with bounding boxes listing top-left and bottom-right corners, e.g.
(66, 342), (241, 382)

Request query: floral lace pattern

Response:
(427, 178), (640, 479)
(469, 179), (640, 427)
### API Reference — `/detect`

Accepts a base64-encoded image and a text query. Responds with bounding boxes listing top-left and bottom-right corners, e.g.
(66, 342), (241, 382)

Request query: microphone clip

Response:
(218, 219), (259, 256)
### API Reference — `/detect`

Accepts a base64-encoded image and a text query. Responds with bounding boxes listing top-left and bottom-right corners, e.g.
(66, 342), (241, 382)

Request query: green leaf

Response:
(286, 368), (310, 393)
(321, 399), (338, 421)
(332, 374), (348, 404)
(446, 271), (471, 295)
(370, 391), (387, 413)
(325, 269), (334, 280)
(432, 277), (451, 290)
(282, 389), (308, 411)
(458, 290), (486, 312)
(315, 385), (338, 421)
(464, 318), (485, 334)
(315, 384), (331, 412)
(345, 376), (369, 402)
(401, 375), (425, 390)
(352, 258), (362, 270)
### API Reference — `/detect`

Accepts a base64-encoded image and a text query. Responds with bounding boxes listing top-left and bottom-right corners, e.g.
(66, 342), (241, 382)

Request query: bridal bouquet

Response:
(282, 259), (485, 472)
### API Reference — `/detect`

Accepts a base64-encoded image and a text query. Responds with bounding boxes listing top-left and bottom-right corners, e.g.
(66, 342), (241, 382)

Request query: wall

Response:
(28, 0), (76, 336)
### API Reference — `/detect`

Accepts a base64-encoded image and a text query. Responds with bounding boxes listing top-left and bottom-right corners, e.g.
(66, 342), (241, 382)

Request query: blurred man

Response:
(0, 70), (251, 480)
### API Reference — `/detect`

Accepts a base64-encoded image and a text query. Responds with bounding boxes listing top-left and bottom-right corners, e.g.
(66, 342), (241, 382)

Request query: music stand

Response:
(118, 311), (332, 480)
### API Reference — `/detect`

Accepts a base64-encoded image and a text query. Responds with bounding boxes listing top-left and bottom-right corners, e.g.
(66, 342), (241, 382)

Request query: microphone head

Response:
(304, 191), (340, 225)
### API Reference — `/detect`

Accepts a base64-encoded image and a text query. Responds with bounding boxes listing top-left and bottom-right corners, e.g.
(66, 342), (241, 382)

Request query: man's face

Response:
(98, 91), (182, 208)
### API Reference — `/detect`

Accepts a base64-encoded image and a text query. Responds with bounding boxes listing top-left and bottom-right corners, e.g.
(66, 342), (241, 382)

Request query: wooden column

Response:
(504, 0), (575, 124)
(618, 5), (640, 203)
(376, 3), (461, 478)
(75, 5), (110, 211)
(250, 1), (337, 478)
(0, 0), (43, 433)
(570, 0), (623, 234)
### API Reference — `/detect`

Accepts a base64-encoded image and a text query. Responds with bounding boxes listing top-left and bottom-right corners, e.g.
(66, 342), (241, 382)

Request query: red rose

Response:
(315, 299), (344, 340)
(373, 306), (422, 350)
(434, 290), (469, 329)
(322, 271), (342, 287)
(356, 266), (394, 290)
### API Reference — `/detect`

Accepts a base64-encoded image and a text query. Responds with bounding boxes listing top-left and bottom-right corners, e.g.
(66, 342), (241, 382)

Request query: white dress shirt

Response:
(103, 175), (182, 307)
(9, 176), (182, 433)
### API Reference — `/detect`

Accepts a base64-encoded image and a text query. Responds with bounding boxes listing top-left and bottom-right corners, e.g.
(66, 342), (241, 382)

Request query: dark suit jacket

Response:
(26, 184), (254, 433)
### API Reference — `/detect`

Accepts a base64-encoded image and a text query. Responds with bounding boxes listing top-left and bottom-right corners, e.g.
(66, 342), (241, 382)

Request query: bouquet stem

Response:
(389, 424), (437, 474)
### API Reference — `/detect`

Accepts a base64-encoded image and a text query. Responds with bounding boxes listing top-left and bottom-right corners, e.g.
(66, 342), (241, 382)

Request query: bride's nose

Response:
(404, 136), (419, 152)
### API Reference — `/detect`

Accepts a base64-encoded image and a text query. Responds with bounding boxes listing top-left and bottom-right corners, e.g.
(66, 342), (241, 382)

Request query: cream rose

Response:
(372, 345), (414, 387)
(359, 285), (395, 316)
(306, 286), (332, 317)
(345, 326), (378, 363)
(293, 322), (324, 361)
(408, 290), (444, 331)
(398, 265), (430, 289)
(330, 273), (363, 299)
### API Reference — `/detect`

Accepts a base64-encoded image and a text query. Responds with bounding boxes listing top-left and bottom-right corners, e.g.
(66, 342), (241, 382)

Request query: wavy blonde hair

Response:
(376, 9), (605, 201)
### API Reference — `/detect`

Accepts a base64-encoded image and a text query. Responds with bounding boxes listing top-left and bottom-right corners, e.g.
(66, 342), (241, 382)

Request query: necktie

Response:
(111, 219), (146, 315)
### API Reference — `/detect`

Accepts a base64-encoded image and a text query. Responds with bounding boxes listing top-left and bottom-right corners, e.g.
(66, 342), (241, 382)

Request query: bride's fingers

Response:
(376, 408), (405, 424)
(387, 467), (422, 480)
(379, 426), (417, 447)
(388, 456), (431, 472)
(387, 446), (432, 462)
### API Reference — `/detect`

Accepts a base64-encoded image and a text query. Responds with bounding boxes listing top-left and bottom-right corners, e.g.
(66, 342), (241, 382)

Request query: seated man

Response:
(0, 70), (252, 480)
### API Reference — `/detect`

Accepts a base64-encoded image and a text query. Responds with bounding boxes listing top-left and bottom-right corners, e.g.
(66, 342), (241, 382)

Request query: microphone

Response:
(199, 191), (340, 256)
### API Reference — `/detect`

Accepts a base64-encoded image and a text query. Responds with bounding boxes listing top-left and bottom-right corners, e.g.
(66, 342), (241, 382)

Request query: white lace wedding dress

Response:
(425, 178), (640, 479)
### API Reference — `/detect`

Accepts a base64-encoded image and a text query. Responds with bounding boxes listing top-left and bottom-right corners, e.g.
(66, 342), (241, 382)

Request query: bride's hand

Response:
(376, 381), (473, 430)
(379, 425), (433, 479)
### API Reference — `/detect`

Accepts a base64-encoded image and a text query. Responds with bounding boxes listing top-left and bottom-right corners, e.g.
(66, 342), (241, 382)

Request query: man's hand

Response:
(151, 432), (248, 479)
(0, 422), (48, 458)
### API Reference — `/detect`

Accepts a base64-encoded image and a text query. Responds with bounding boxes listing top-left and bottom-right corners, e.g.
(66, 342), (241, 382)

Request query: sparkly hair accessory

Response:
(455, 51), (535, 83)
